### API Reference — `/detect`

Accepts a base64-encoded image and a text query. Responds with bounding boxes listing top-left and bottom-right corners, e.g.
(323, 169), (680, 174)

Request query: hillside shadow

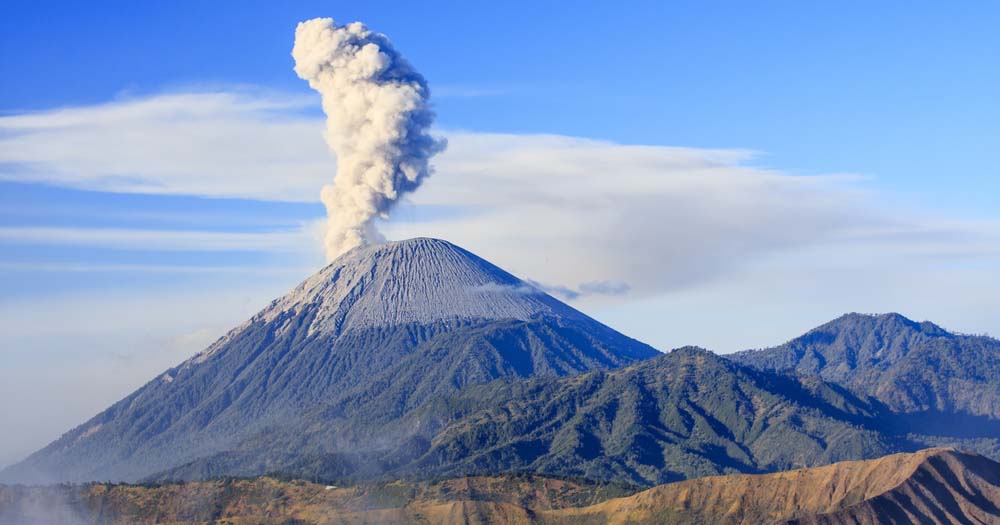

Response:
(885, 410), (1000, 439)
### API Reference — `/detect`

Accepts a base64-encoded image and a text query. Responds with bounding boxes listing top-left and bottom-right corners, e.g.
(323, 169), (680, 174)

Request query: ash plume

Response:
(293, 17), (446, 260)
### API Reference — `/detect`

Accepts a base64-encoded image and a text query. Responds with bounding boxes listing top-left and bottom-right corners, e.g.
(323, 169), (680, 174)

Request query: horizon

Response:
(2, 1), (1000, 471)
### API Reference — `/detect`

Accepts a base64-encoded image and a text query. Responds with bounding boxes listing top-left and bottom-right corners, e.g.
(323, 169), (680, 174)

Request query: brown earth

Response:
(2, 448), (998, 524)
(543, 448), (1000, 524)
(0, 473), (632, 525)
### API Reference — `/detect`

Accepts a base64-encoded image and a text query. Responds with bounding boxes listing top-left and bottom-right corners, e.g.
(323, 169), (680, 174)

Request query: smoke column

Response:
(292, 18), (446, 260)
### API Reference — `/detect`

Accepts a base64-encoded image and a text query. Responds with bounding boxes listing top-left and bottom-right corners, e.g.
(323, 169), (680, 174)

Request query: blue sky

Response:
(1, 1), (999, 466)
(4, 1), (998, 212)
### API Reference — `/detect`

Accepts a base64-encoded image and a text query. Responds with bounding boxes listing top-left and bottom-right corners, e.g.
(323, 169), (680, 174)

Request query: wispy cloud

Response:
(0, 225), (320, 252)
(0, 261), (314, 274)
(0, 89), (997, 307)
(387, 132), (888, 297)
(0, 91), (332, 201)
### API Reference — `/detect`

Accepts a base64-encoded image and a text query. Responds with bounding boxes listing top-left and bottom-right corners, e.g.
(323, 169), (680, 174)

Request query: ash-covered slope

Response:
(731, 312), (1000, 418)
(543, 448), (1000, 525)
(259, 236), (589, 335)
(1, 238), (658, 484)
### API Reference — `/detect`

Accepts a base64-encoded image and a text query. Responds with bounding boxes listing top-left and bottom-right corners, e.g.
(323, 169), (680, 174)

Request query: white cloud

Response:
(593, 236), (1000, 353)
(0, 225), (322, 253)
(385, 132), (886, 297)
(0, 262), (316, 274)
(0, 91), (333, 201)
(2, 90), (998, 304)
(387, 134), (1000, 302)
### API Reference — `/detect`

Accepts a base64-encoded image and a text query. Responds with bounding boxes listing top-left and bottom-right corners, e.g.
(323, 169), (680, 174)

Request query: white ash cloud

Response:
(292, 18), (446, 260)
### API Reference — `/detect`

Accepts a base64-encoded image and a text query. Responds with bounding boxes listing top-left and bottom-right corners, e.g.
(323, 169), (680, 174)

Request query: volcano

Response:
(2, 238), (659, 483)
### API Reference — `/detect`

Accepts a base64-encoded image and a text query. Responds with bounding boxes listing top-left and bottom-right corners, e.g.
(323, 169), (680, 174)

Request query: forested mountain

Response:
(408, 347), (894, 486)
(731, 312), (1000, 417)
(153, 347), (895, 486)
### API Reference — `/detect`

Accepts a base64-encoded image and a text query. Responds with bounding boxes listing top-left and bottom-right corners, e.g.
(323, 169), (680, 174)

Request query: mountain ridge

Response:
(397, 346), (895, 486)
(148, 346), (906, 487)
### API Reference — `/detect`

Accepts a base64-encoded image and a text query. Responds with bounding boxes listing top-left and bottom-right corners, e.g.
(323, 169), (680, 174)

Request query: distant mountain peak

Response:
(731, 311), (1000, 419)
(820, 312), (951, 338)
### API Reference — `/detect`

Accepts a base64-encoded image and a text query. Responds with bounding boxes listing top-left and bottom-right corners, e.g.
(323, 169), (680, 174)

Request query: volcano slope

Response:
(1, 238), (658, 484)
